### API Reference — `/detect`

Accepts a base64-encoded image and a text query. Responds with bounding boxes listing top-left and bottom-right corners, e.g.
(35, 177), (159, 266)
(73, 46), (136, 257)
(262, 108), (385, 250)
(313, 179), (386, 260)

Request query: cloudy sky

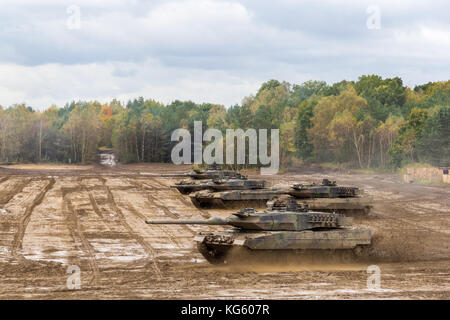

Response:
(0, 0), (449, 109)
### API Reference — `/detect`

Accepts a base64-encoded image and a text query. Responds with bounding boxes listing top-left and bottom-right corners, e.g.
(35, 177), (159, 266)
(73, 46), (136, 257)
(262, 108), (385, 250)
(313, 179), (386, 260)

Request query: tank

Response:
(171, 174), (268, 195)
(267, 195), (373, 216)
(190, 178), (373, 216)
(145, 201), (372, 264)
(189, 188), (285, 209)
(171, 179), (213, 194)
(288, 179), (359, 198)
(284, 179), (372, 216)
(162, 168), (240, 180)
(208, 177), (268, 191)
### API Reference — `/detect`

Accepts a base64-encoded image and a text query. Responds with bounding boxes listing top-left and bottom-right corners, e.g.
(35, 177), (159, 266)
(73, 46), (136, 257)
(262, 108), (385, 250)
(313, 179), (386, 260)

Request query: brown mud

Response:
(0, 163), (448, 299)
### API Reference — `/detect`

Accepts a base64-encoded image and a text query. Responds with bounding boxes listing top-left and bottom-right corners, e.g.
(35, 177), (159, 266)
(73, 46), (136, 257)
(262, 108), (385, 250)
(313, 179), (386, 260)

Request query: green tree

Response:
(416, 106), (450, 166)
(354, 75), (406, 121)
(388, 108), (429, 167)
(289, 80), (327, 106)
(294, 100), (316, 160)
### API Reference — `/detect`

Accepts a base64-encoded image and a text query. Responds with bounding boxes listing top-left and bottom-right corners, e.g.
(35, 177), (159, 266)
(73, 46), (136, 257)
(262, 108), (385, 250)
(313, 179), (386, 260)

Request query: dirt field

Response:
(0, 163), (448, 299)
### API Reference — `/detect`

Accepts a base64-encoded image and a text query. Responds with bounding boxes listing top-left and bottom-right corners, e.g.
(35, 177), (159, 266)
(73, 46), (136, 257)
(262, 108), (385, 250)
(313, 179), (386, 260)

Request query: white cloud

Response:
(0, 0), (449, 109)
(0, 59), (262, 109)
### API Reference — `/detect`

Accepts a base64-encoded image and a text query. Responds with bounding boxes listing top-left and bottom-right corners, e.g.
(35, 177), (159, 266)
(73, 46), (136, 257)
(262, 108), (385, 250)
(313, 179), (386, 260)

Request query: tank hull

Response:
(288, 186), (359, 198)
(172, 178), (267, 194)
(209, 181), (267, 191)
(190, 190), (372, 215)
(195, 228), (372, 264)
(300, 197), (373, 215)
(269, 196), (373, 216)
(171, 182), (211, 194)
(189, 170), (237, 180)
(190, 189), (285, 209)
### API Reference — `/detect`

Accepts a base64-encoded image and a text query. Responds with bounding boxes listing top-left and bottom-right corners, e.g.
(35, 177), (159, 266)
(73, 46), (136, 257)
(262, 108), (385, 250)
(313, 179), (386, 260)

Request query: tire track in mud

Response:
(146, 177), (171, 188)
(83, 186), (114, 233)
(145, 193), (200, 241)
(0, 178), (32, 206)
(128, 178), (207, 231)
(81, 177), (163, 278)
(377, 203), (450, 235)
(63, 195), (101, 286)
(133, 178), (168, 191)
(379, 196), (446, 204)
(136, 177), (207, 244)
(159, 179), (212, 219)
(103, 184), (163, 279)
(132, 178), (211, 219)
(124, 200), (196, 252)
(132, 177), (205, 246)
(168, 189), (211, 219)
(0, 176), (9, 184)
(10, 178), (55, 258)
(375, 193), (449, 228)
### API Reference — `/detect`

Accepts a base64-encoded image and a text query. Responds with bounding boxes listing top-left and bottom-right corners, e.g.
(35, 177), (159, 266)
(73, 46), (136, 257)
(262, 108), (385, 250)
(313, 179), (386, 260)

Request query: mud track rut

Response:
(10, 178), (55, 259)
(0, 177), (32, 206)
(103, 183), (163, 279)
(0, 169), (448, 299)
(63, 195), (101, 285)
(62, 177), (164, 280)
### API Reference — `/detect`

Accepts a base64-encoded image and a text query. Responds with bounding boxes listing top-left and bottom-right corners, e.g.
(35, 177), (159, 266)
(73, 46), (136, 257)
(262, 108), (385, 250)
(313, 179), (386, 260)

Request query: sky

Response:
(0, 0), (449, 110)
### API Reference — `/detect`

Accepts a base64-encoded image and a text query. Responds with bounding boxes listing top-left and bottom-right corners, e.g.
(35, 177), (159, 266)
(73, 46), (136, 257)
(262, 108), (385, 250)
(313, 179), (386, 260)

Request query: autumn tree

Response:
(415, 106), (450, 166)
(64, 104), (100, 163)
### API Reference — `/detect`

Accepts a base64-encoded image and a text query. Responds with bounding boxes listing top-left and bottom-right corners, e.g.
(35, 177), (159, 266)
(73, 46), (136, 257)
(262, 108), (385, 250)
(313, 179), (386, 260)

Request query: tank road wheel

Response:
(197, 242), (229, 265)
(353, 244), (372, 260)
(191, 198), (206, 209)
(353, 245), (364, 257)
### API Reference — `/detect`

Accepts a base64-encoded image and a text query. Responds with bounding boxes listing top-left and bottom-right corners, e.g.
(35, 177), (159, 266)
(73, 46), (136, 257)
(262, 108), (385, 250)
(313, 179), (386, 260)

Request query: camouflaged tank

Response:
(145, 201), (372, 264)
(189, 187), (285, 209)
(190, 178), (373, 216)
(267, 195), (373, 216)
(170, 179), (212, 194)
(280, 178), (373, 216)
(171, 174), (267, 195)
(288, 179), (358, 198)
(162, 168), (240, 180)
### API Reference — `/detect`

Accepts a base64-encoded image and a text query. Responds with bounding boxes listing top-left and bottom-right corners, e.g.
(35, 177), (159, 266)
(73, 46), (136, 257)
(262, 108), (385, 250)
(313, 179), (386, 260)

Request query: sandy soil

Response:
(0, 164), (94, 171)
(0, 163), (448, 299)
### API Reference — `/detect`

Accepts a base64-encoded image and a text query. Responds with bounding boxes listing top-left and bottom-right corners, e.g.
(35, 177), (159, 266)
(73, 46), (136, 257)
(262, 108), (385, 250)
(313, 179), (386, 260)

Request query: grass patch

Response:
(406, 179), (448, 186)
(98, 146), (114, 151)
(351, 167), (395, 174)
(318, 162), (395, 174)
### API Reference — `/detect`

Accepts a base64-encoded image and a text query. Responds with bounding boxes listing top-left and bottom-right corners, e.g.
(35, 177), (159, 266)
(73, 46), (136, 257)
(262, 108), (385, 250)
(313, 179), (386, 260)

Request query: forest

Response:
(0, 75), (448, 170)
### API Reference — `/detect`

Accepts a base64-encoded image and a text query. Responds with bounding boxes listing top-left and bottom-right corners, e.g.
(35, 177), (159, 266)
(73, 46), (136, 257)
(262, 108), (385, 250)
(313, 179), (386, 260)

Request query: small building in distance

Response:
(403, 167), (449, 184)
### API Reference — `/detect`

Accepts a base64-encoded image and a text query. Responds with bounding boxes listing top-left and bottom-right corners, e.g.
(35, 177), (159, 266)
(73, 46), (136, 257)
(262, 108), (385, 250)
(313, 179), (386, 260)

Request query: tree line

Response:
(0, 75), (448, 169)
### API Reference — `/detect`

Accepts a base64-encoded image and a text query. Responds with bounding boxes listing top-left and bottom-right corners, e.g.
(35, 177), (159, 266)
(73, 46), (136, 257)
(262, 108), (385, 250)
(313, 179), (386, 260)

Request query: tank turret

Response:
(145, 201), (372, 264)
(162, 168), (240, 180)
(289, 178), (359, 198)
(187, 178), (372, 216)
(170, 174), (267, 194)
(146, 207), (353, 231)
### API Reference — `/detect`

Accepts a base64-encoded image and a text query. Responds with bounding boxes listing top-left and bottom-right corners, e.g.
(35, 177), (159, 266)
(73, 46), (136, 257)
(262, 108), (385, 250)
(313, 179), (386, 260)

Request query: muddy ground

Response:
(0, 163), (448, 299)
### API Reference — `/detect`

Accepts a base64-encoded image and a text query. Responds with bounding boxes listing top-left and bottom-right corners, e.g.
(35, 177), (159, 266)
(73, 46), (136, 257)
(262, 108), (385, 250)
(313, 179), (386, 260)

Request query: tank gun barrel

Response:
(145, 217), (228, 225)
(160, 173), (190, 177)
